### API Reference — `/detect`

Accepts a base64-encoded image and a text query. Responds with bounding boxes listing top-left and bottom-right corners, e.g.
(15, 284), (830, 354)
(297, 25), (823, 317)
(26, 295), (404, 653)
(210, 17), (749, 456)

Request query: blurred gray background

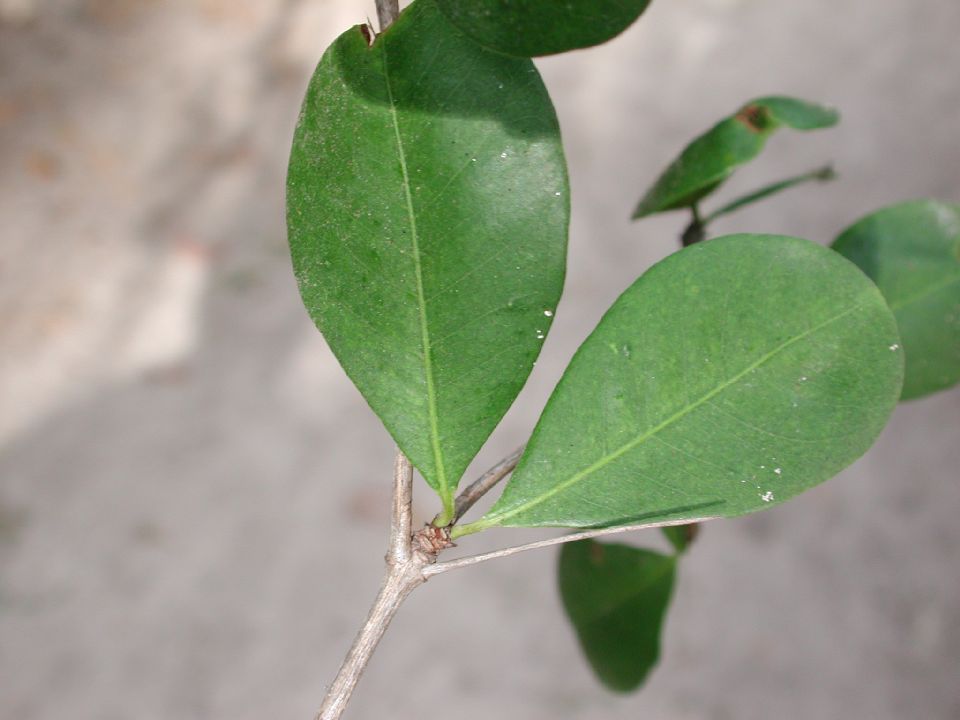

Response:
(1, 0), (959, 718)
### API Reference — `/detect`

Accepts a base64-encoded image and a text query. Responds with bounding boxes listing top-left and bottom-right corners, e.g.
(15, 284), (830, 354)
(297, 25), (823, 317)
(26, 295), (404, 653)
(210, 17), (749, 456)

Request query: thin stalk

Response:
(315, 563), (425, 720)
(315, 447), (420, 720)
(437, 446), (525, 527)
(389, 450), (413, 565)
(703, 164), (836, 224)
(426, 515), (720, 577)
(681, 203), (706, 246)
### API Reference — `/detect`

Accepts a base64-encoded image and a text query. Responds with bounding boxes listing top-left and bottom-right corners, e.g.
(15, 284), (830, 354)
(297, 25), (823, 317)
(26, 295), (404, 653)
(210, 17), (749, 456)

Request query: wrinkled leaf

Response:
(632, 97), (838, 219)
(287, 0), (568, 516)
(434, 0), (653, 58)
(833, 200), (960, 400)
(559, 539), (675, 692)
(462, 235), (902, 532)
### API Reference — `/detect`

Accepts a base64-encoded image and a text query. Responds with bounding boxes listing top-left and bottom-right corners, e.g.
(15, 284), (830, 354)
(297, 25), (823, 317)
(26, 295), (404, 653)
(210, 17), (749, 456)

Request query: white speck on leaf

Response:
(760, 491), (775, 502)
(543, 309), (553, 317)
(889, 343), (900, 351)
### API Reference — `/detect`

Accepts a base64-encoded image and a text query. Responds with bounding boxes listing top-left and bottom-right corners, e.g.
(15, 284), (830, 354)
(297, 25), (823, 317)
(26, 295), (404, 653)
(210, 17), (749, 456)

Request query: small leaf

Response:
(632, 97), (839, 219)
(462, 235), (902, 532)
(434, 0), (653, 57)
(559, 539), (676, 692)
(832, 200), (960, 400)
(286, 0), (568, 517)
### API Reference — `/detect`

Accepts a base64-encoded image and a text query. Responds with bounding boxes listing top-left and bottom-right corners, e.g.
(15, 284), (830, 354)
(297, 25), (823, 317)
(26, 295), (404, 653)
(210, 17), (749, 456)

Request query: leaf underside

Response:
(434, 0), (654, 58)
(559, 539), (676, 692)
(286, 0), (568, 511)
(478, 235), (902, 530)
(833, 200), (960, 400)
(632, 96), (839, 219)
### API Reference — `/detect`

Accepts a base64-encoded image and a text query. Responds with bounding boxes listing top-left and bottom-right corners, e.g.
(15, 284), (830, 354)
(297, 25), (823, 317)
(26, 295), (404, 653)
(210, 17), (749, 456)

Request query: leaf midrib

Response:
(383, 44), (449, 508)
(483, 303), (863, 527)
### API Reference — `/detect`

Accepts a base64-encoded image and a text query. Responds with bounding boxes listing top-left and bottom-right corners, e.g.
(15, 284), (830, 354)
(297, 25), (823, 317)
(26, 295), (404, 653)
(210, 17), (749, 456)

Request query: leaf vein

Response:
(383, 45), (450, 506)
(486, 304), (864, 525)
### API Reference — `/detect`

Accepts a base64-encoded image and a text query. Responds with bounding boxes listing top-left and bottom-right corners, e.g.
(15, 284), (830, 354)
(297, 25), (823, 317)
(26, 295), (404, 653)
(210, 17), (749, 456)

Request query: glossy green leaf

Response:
(559, 539), (676, 692)
(460, 235), (902, 532)
(632, 97), (839, 219)
(434, 0), (653, 58)
(832, 200), (960, 400)
(286, 0), (568, 517)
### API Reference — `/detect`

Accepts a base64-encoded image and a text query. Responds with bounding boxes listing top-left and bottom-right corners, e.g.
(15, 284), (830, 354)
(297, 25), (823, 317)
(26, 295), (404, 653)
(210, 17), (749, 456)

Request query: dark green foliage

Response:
(287, 0), (568, 517)
(559, 540), (676, 691)
(434, 0), (653, 57)
(287, 0), (950, 703)
(833, 200), (960, 400)
(462, 235), (902, 533)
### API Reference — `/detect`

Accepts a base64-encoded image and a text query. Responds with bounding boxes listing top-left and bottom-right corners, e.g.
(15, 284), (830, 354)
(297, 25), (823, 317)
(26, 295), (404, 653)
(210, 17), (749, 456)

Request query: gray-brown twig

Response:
(388, 451), (413, 565)
(375, 0), (398, 30)
(438, 445), (525, 526)
(423, 515), (720, 577)
(315, 446), (422, 720)
(315, 444), (717, 718)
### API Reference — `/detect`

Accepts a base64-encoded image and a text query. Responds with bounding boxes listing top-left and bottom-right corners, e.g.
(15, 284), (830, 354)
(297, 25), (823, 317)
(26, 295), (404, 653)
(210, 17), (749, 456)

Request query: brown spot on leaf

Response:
(735, 104), (771, 132)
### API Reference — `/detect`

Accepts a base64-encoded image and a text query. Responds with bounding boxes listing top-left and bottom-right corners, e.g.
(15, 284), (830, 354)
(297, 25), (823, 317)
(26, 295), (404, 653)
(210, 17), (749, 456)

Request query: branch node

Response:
(412, 524), (456, 561)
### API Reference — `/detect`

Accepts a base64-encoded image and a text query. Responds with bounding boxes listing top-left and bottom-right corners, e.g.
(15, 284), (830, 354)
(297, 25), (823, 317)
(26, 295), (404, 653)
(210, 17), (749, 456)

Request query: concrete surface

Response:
(1, 0), (959, 718)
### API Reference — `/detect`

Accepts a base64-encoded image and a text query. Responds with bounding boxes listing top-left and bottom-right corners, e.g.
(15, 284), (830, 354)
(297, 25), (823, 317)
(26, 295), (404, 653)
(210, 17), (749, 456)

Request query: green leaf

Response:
(832, 200), (960, 400)
(458, 235), (902, 532)
(632, 97), (839, 219)
(286, 0), (568, 517)
(559, 539), (676, 692)
(434, 0), (653, 58)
